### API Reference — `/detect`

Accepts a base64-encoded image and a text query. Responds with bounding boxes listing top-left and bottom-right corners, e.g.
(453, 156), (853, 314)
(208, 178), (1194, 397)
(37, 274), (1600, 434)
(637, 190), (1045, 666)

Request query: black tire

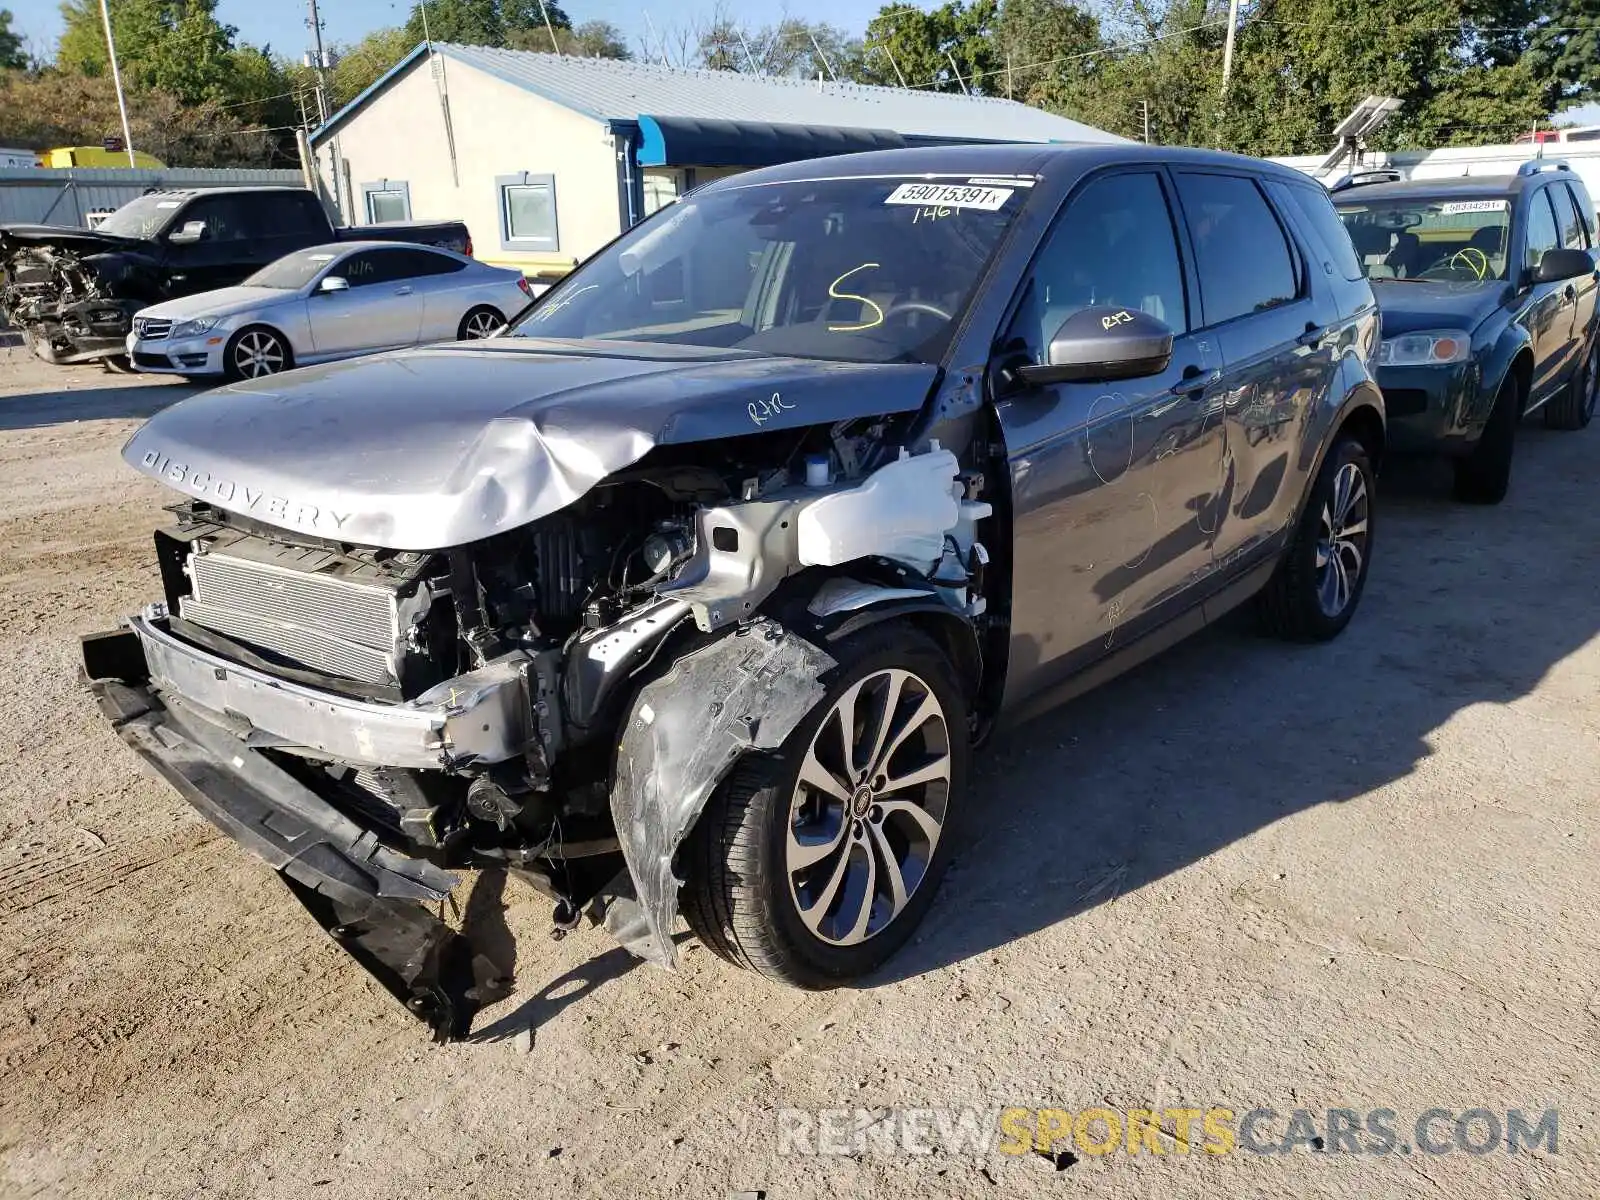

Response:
(222, 325), (292, 382)
(457, 305), (504, 340)
(681, 624), (969, 989)
(1544, 332), (1598, 431)
(1453, 372), (1520, 503)
(1257, 434), (1375, 642)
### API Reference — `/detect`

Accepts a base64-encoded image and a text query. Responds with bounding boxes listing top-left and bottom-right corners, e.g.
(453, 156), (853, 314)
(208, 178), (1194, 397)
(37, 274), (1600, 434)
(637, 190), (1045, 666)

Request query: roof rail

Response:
(1328, 167), (1403, 192)
(1518, 159), (1572, 176)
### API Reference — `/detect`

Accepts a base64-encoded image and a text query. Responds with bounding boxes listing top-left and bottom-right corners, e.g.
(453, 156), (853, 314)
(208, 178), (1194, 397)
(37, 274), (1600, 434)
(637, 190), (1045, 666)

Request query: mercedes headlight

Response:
(1379, 330), (1472, 366)
(170, 316), (220, 339)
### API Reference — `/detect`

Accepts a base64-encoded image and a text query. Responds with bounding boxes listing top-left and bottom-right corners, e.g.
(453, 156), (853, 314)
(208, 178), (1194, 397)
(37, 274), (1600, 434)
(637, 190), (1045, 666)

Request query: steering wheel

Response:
(1447, 247), (1491, 281)
(881, 300), (953, 324)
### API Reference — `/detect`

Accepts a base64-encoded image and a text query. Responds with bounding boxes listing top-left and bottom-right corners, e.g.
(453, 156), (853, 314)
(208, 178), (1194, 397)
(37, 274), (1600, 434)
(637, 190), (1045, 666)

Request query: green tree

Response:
(859, 1), (1000, 92)
(57, 0), (238, 105)
(1527, 0), (1600, 108)
(404, 0), (503, 46)
(0, 8), (27, 69)
(553, 20), (631, 58)
(993, 0), (1103, 107)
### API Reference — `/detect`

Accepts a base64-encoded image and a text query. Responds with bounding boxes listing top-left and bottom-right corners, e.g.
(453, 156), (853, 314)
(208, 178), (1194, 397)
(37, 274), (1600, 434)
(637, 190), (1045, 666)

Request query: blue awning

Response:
(636, 116), (907, 168)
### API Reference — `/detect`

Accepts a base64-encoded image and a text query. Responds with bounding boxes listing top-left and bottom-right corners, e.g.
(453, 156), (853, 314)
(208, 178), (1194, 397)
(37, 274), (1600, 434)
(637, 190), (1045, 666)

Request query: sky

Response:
(4, 0), (908, 62)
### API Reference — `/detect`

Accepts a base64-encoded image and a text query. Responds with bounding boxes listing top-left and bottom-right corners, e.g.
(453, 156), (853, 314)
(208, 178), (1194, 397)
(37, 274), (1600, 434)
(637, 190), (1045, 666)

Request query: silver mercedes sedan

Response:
(125, 241), (535, 379)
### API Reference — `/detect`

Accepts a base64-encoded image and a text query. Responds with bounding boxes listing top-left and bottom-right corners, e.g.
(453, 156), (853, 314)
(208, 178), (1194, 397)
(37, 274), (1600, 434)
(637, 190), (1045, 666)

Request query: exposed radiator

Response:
(178, 538), (423, 685)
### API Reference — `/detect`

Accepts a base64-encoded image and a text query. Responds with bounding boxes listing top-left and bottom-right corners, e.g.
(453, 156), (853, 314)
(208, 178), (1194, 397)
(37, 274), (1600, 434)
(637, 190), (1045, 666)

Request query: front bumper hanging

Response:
(81, 626), (480, 1039)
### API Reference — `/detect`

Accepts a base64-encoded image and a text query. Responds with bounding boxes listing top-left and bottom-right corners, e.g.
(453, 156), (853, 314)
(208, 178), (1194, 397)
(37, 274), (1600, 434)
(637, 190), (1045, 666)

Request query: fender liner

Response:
(607, 618), (836, 967)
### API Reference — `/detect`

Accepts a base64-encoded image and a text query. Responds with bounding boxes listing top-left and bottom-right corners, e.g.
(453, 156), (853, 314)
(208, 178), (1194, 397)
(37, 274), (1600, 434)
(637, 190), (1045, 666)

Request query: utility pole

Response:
(537, 0), (563, 55)
(1142, 99), (1151, 144)
(1220, 0), (1241, 96)
(306, 0), (344, 220)
(946, 51), (971, 95)
(97, 0), (137, 168)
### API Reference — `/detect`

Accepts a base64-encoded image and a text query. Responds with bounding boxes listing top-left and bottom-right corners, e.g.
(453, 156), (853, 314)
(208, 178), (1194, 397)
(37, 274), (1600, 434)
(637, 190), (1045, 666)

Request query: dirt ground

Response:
(0, 347), (1596, 1199)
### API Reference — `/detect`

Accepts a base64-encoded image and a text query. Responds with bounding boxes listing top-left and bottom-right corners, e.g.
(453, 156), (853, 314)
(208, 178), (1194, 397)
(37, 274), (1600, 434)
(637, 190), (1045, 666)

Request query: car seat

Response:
(1385, 231), (1422, 278)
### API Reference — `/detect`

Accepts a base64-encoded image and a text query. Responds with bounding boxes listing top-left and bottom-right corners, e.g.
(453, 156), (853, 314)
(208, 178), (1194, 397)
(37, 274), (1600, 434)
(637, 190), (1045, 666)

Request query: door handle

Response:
(1169, 364), (1210, 398)
(395, 286), (414, 296)
(1297, 322), (1324, 347)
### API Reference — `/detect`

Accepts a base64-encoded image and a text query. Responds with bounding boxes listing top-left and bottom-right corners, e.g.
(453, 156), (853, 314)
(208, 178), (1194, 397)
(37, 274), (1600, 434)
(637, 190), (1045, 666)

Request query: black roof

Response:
(699, 141), (1316, 190)
(1330, 174), (1532, 204)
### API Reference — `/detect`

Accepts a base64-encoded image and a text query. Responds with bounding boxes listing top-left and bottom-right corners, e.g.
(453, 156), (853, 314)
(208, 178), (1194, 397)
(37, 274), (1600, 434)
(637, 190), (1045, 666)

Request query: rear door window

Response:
(1278, 182), (1365, 281)
(339, 249), (411, 287)
(1175, 172), (1299, 326)
(389, 248), (466, 277)
(1557, 183), (1590, 249)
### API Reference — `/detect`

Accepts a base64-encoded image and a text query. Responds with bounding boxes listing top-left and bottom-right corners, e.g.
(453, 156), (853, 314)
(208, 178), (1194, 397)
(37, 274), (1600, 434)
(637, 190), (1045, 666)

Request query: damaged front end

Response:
(1, 232), (154, 363)
(83, 421), (992, 1038)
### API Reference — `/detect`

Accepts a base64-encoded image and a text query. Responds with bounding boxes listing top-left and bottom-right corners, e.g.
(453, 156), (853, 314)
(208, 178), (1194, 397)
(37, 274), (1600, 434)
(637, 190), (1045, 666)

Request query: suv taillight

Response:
(464, 234), (474, 258)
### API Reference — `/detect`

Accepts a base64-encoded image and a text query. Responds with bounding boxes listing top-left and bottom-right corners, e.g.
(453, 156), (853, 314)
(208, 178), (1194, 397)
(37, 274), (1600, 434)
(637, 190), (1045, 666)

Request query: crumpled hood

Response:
(123, 338), (937, 550)
(1372, 279), (1506, 337)
(138, 286), (295, 323)
(0, 223), (147, 256)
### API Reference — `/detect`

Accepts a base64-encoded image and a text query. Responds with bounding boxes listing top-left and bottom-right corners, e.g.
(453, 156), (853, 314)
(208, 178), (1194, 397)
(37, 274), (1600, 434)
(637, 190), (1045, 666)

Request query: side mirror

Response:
(167, 220), (207, 245)
(1016, 306), (1175, 387)
(1533, 247), (1595, 284)
(318, 275), (350, 293)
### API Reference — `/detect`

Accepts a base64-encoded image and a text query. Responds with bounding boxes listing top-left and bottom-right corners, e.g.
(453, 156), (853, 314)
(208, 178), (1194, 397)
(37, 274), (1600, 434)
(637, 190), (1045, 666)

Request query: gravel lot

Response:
(1, 348), (1596, 1198)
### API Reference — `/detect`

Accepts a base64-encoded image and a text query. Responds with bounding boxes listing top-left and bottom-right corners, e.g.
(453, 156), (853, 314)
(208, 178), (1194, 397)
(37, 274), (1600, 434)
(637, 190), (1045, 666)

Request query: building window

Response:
(360, 180), (411, 224)
(496, 172), (559, 252)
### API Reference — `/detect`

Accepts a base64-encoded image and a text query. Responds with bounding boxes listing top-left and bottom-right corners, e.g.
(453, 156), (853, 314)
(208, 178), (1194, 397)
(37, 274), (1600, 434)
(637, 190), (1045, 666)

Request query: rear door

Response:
(242, 191), (330, 266)
(305, 248), (424, 358)
(1554, 181), (1598, 353)
(1171, 169), (1330, 575)
(993, 167), (1227, 698)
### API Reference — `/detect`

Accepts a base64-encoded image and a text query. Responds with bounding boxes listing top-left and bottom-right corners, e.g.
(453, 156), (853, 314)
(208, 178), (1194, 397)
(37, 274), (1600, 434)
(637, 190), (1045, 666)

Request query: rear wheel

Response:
(1454, 372), (1519, 503)
(1544, 333), (1598, 430)
(1257, 434), (1374, 641)
(682, 625), (968, 988)
(458, 306), (503, 340)
(223, 326), (291, 381)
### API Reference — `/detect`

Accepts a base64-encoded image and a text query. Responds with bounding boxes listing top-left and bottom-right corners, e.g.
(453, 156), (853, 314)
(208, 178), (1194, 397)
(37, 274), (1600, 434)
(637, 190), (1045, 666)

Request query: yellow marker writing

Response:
(827, 262), (885, 332)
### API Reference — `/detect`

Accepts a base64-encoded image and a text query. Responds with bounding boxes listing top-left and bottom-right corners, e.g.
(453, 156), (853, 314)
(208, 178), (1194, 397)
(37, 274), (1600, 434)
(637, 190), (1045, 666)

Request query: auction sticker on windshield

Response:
(884, 182), (1014, 211)
(1439, 200), (1510, 214)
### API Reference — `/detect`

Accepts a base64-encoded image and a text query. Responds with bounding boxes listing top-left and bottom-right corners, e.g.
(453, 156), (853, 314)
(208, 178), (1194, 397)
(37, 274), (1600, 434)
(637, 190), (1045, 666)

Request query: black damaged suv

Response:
(1334, 161), (1599, 502)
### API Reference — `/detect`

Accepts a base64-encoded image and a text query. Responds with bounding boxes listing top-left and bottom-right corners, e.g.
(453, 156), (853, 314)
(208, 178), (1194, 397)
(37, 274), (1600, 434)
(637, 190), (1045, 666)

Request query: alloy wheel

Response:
(1315, 461), (1369, 618)
(784, 668), (951, 946)
(233, 331), (285, 378)
(463, 310), (501, 339)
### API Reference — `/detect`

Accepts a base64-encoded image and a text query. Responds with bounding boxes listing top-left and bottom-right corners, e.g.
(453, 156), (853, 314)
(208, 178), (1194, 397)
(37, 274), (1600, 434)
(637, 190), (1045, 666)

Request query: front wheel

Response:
(1454, 372), (1519, 503)
(223, 326), (291, 381)
(681, 625), (968, 989)
(458, 306), (503, 340)
(1257, 434), (1375, 641)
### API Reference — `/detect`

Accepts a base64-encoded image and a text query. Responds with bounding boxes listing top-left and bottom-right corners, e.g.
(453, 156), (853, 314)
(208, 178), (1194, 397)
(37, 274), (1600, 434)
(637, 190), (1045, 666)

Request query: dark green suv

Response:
(1333, 161), (1599, 503)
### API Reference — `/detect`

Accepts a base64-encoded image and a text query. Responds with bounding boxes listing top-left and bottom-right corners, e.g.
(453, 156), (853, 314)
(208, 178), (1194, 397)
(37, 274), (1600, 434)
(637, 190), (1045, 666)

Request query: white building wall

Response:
(317, 57), (623, 278)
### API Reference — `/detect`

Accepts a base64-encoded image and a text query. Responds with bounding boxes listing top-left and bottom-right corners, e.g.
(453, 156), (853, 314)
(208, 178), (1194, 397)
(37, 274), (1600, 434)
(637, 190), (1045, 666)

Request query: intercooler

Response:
(178, 537), (429, 686)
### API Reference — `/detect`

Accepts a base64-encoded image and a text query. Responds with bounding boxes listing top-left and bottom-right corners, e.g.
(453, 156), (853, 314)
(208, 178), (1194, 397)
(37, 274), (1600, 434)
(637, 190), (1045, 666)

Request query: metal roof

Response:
(310, 42), (1125, 148)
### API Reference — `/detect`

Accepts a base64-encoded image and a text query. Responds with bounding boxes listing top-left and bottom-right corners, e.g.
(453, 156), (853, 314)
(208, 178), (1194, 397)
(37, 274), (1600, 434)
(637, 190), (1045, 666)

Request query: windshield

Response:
(1336, 196), (1511, 282)
(510, 175), (1030, 363)
(243, 247), (342, 290)
(96, 194), (187, 240)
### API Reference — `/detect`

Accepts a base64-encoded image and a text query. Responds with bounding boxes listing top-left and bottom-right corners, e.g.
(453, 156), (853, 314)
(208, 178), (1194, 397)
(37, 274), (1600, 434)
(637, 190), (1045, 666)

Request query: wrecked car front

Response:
(1, 221), (163, 363)
(81, 165), (1020, 1036)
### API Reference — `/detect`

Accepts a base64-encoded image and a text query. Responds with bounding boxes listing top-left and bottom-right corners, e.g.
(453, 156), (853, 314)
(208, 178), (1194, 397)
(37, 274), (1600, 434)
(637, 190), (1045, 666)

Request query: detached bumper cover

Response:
(82, 626), (479, 1038)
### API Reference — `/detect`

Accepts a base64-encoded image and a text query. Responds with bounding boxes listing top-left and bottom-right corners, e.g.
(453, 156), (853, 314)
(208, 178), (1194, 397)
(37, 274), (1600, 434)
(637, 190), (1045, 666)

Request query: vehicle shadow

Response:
(0, 365), (203, 432)
(875, 424), (1599, 983)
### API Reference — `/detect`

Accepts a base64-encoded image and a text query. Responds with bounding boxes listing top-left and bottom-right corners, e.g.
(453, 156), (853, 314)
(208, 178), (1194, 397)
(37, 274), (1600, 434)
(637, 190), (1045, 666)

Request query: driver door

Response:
(992, 168), (1227, 705)
(306, 249), (424, 358)
(1522, 189), (1569, 404)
